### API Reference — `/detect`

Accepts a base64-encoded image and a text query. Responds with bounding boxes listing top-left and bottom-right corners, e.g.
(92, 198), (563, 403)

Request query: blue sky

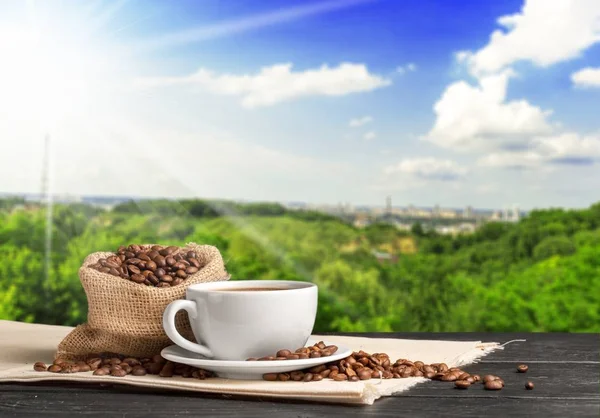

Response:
(0, 0), (599, 209)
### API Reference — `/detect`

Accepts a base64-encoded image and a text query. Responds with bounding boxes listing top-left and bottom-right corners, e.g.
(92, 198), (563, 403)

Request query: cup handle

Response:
(162, 299), (214, 358)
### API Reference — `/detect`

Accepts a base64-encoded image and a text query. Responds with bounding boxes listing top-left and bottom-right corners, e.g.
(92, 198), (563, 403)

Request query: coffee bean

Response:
(455, 380), (471, 389)
(176, 270), (187, 279)
(297, 353), (309, 360)
(147, 362), (163, 374)
(483, 374), (498, 383)
(274, 349), (291, 358)
(286, 354), (300, 360)
(440, 372), (459, 382)
(172, 278), (184, 286)
(93, 368), (109, 376)
(290, 371), (304, 381)
(87, 358), (102, 370)
(127, 264), (141, 274)
(312, 374), (324, 382)
(186, 266), (199, 275)
(157, 282), (171, 288)
(424, 371), (436, 379)
(146, 260), (157, 271)
(333, 373), (348, 381)
(278, 373), (291, 381)
(189, 258), (201, 268)
(517, 364), (529, 373)
(120, 364), (132, 374)
(165, 256), (176, 266)
(148, 274), (159, 285)
(472, 374), (481, 382)
(161, 274), (173, 283)
(33, 362), (47, 372)
(357, 369), (372, 380)
(131, 273), (145, 283)
(154, 256), (166, 267)
(525, 381), (534, 390)
(132, 366), (147, 376)
(47, 364), (62, 373)
(78, 363), (91, 372)
(159, 361), (175, 377)
(111, 368), (127, 377)
(138, 253), (151, 262)
(263, 373), (278, 381)
(61, 364), (80, 373)
(484, 380), (503, 390)
(303, 373), (314, 382)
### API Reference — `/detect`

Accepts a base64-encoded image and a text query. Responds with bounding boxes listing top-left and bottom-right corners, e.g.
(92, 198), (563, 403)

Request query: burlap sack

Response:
(56, 243), (229, 360)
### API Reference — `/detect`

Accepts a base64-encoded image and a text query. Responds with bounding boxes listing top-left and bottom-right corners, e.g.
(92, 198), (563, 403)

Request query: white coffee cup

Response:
(162, 280), (318, 361)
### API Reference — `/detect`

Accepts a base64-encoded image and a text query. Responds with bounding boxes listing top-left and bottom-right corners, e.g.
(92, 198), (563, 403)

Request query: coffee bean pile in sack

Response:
(55, 243), (229, 361)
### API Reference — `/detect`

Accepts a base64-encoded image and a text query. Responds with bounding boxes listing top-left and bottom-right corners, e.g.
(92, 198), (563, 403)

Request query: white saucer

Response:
(161, 339), (352, 380)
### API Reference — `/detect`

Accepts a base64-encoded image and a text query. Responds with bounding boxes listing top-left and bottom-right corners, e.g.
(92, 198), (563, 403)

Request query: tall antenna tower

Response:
(41, 135), (49, 203)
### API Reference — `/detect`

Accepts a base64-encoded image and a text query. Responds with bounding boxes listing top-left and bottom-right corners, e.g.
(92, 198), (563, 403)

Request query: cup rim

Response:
(186, 279), (317, 294)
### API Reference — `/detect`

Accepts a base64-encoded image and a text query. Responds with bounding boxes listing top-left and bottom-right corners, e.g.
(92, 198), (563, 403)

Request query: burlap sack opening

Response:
(56, 243), (229, 360)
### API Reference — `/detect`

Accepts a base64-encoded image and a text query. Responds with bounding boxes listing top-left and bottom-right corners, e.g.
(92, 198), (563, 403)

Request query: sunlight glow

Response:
(0, 26), (93, 131)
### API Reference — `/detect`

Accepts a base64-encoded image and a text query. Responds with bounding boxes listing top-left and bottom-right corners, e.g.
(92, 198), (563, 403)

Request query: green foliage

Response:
(533, 236), (576, 261)
(0, 199), (599, 333)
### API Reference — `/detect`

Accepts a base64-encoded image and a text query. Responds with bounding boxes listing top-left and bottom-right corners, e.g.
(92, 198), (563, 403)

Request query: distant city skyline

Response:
(1, 0), (599, 210)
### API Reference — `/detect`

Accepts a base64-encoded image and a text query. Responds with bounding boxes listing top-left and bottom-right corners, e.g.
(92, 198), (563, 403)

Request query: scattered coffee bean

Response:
(33, 362), (47, 372)
(263, 373), (278, 381)
(47, 364), (62, 373)
(455, 380), (471, 389)
(525, 381), (534, 390)
(484, 380), (503, 390)
(132, 366), (147, 376)
(333, 373), (348, 381)
(159, 361), (175, 377)
(517, 364), (529, 373)
(111, 368), (127, 377)
(303, 373), (313, 382)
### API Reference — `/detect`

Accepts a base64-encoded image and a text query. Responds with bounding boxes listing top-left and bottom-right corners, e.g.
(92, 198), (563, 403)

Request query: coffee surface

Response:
(214, 287), (286, 291)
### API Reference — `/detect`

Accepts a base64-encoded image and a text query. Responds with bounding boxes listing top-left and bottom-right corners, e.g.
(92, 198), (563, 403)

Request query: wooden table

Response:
(1, 332), (598, 417)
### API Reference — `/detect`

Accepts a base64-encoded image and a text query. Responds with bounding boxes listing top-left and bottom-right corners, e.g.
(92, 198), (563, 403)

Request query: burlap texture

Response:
(56, 243), (229, 360)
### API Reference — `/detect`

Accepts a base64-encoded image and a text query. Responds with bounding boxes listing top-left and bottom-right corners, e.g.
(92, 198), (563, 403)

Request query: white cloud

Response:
(423, 70), (554, 151)
(363, 131), (376, 141)
(396, 62), (417, 74)
(478, 150), (544, 169)
(571, 67), (600, 88)
(479, 132), (600, 168)
(135, 62), (391, 108)
(349, 115), (373, 127)
(384, 158), (468, 180)
(459, 0), (600, 76)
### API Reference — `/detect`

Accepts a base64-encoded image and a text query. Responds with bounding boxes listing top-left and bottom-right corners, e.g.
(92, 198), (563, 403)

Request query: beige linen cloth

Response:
(0, 320), (502, 405)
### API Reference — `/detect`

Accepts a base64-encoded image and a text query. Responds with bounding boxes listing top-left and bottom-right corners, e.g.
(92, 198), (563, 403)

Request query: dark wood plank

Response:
(405, 363), (599, 399)
(0, 384), (598, 418)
